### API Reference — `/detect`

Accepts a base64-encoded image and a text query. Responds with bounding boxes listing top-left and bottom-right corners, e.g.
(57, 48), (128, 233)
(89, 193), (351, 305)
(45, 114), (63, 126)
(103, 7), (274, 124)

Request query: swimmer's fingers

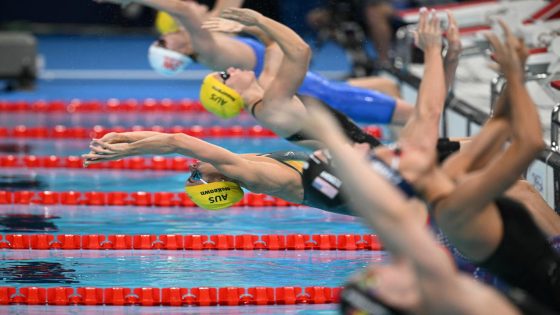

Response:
(201, 17), (244, 33)
(417, 7), (428, 32)
(220, 8), (262, 26)
(416, 9), (442, 51)
(484, 31), (522, 75)
(88, 145), (112, 155)
(496, 19), (528, 65)
(484, 32), (506, 60)
(89, 140), (121, 155)
(429, 9), (440, 33)
(81, 153), (119, 167)
(446, 9), (458, 29)
(497, 19), (514, 40)
(445, 10), (462, 55)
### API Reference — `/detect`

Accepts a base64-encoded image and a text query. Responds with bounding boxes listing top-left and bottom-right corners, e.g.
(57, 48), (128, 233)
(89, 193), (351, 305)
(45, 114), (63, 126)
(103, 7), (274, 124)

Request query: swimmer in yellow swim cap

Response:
(185, 162), (244, 210)
(93, 0), (414, 124)
(199, 70), (245, 119)
(82, 130), (356, 215)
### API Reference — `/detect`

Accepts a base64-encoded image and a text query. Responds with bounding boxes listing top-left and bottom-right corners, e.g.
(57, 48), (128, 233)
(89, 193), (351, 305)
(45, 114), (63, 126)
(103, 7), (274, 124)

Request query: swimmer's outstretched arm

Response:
(218, 8), (310, 137)
(297, 106), (520, 315)
(299, 106), (467, 306)
(94, 0), (254, 70)
(443, 10), (461, 92)
(221, 8), (310, 102)
(95, 131), (165, 144)
(439, 21), (544, 212)
(84, 132), (295, 191)
(443, 28), (531, 177)
(86, 132), (249, 172)
(399, 9), (446, 149)
(202, 17), (282, 89)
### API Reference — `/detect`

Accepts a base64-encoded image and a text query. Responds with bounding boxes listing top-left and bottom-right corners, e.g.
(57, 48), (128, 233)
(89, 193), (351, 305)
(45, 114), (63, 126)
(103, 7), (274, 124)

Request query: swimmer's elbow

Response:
(515, 131), (545, 154)
(288, 42), (311, 62)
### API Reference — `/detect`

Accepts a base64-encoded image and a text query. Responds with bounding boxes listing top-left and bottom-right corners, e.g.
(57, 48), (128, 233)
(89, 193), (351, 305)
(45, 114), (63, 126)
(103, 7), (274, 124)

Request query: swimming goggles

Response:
(219, 71), (230, 83)
(188, 169), (208, 184)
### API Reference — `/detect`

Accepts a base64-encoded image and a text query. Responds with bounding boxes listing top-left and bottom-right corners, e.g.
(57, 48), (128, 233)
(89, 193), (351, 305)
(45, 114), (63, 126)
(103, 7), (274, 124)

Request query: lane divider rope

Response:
(0, 125), (383, 140)
(0, 286), (342, 306)
(0, 99), (207, 113)
(2, 155), (197, 171)
(0, 233), (382, 250)
(0, 190), (297, 208)
(0, 125), (276, 139)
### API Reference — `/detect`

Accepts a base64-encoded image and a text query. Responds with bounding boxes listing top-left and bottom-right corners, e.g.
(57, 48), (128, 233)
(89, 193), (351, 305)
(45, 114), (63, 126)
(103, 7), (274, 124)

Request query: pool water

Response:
(0, 35), (387, 314)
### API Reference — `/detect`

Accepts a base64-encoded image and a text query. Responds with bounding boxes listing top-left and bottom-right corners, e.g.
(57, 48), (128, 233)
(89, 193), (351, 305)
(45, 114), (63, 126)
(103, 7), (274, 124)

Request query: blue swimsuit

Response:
(236, 37), (397, 124)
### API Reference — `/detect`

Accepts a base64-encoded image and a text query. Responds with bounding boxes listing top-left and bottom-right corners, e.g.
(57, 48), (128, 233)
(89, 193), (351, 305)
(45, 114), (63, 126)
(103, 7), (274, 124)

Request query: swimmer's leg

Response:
(391, 99), (415, 125)
(346, 76), (401, 98)
(346, 77), (414, 125)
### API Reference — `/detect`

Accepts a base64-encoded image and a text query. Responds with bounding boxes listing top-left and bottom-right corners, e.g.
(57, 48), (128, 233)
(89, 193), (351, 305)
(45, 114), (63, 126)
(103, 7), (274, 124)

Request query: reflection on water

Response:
(0, 175), (46, 191)
(0, 261), (78, 284)
(0, 213), (59, 232)
(0, 143), (32, 154)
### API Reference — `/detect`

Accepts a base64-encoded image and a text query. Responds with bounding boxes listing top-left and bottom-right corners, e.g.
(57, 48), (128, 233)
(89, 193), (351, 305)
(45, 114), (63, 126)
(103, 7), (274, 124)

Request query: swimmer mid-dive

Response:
(197, 7), (460, 152)
(93, 0), (415, 125)
(298, 100), (556, 315)
(83, 131), (351, 213)
(299, 15), (560, 312)
(298, 87), (557, 315)
(82, 9), (460, 218)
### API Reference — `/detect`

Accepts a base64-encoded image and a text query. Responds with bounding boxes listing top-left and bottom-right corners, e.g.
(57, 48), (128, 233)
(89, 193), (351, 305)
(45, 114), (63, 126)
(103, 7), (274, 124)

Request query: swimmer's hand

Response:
(413, 8), (442, 52)
(96, 132), (132, 144)
(484, 19), (525, 79)
(82, 141), (136, 167)
(220, 8), (263, 27)
(445, 10), (461, 57)
(202, 17), (244, 34)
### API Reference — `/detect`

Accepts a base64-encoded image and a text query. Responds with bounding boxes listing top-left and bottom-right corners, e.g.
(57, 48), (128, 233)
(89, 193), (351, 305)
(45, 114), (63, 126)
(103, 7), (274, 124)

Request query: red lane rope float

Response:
(0, 233), (382, 250)
(0, 99), (206, 113)
(0, 190), (298, 207)
(0, 286), (342, 306)
(0, 125), (383, 139)
(0, 125), (275, 139)
(1, 155), (196, 171)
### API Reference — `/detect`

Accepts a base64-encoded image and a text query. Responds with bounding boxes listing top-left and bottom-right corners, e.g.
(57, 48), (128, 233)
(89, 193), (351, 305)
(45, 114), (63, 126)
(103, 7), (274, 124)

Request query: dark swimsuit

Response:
(478, 196), (560, 312)
(259, 151), (352, 215)
(260, 149), (418, 215)
(339, 276), (558, 315)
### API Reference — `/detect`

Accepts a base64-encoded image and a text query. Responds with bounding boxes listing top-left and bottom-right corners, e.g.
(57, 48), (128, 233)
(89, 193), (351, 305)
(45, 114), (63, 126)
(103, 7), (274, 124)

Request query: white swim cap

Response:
(148, 44), (193, 76)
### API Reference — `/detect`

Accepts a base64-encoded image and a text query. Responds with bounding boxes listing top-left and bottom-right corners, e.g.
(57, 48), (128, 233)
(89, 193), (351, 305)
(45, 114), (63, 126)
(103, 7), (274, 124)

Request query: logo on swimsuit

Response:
(319, 171), (342, 188)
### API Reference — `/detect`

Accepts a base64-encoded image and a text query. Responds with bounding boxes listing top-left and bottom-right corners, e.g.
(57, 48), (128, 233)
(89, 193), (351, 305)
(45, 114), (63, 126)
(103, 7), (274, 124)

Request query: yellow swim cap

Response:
(185, 181), (244, 210)
(155, 11), (180, 34)
(199, 74), (244, 119)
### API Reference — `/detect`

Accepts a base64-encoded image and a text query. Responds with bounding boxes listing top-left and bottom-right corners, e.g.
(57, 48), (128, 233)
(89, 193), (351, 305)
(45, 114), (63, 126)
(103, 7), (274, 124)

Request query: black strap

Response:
(249, 99), (263, 117)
